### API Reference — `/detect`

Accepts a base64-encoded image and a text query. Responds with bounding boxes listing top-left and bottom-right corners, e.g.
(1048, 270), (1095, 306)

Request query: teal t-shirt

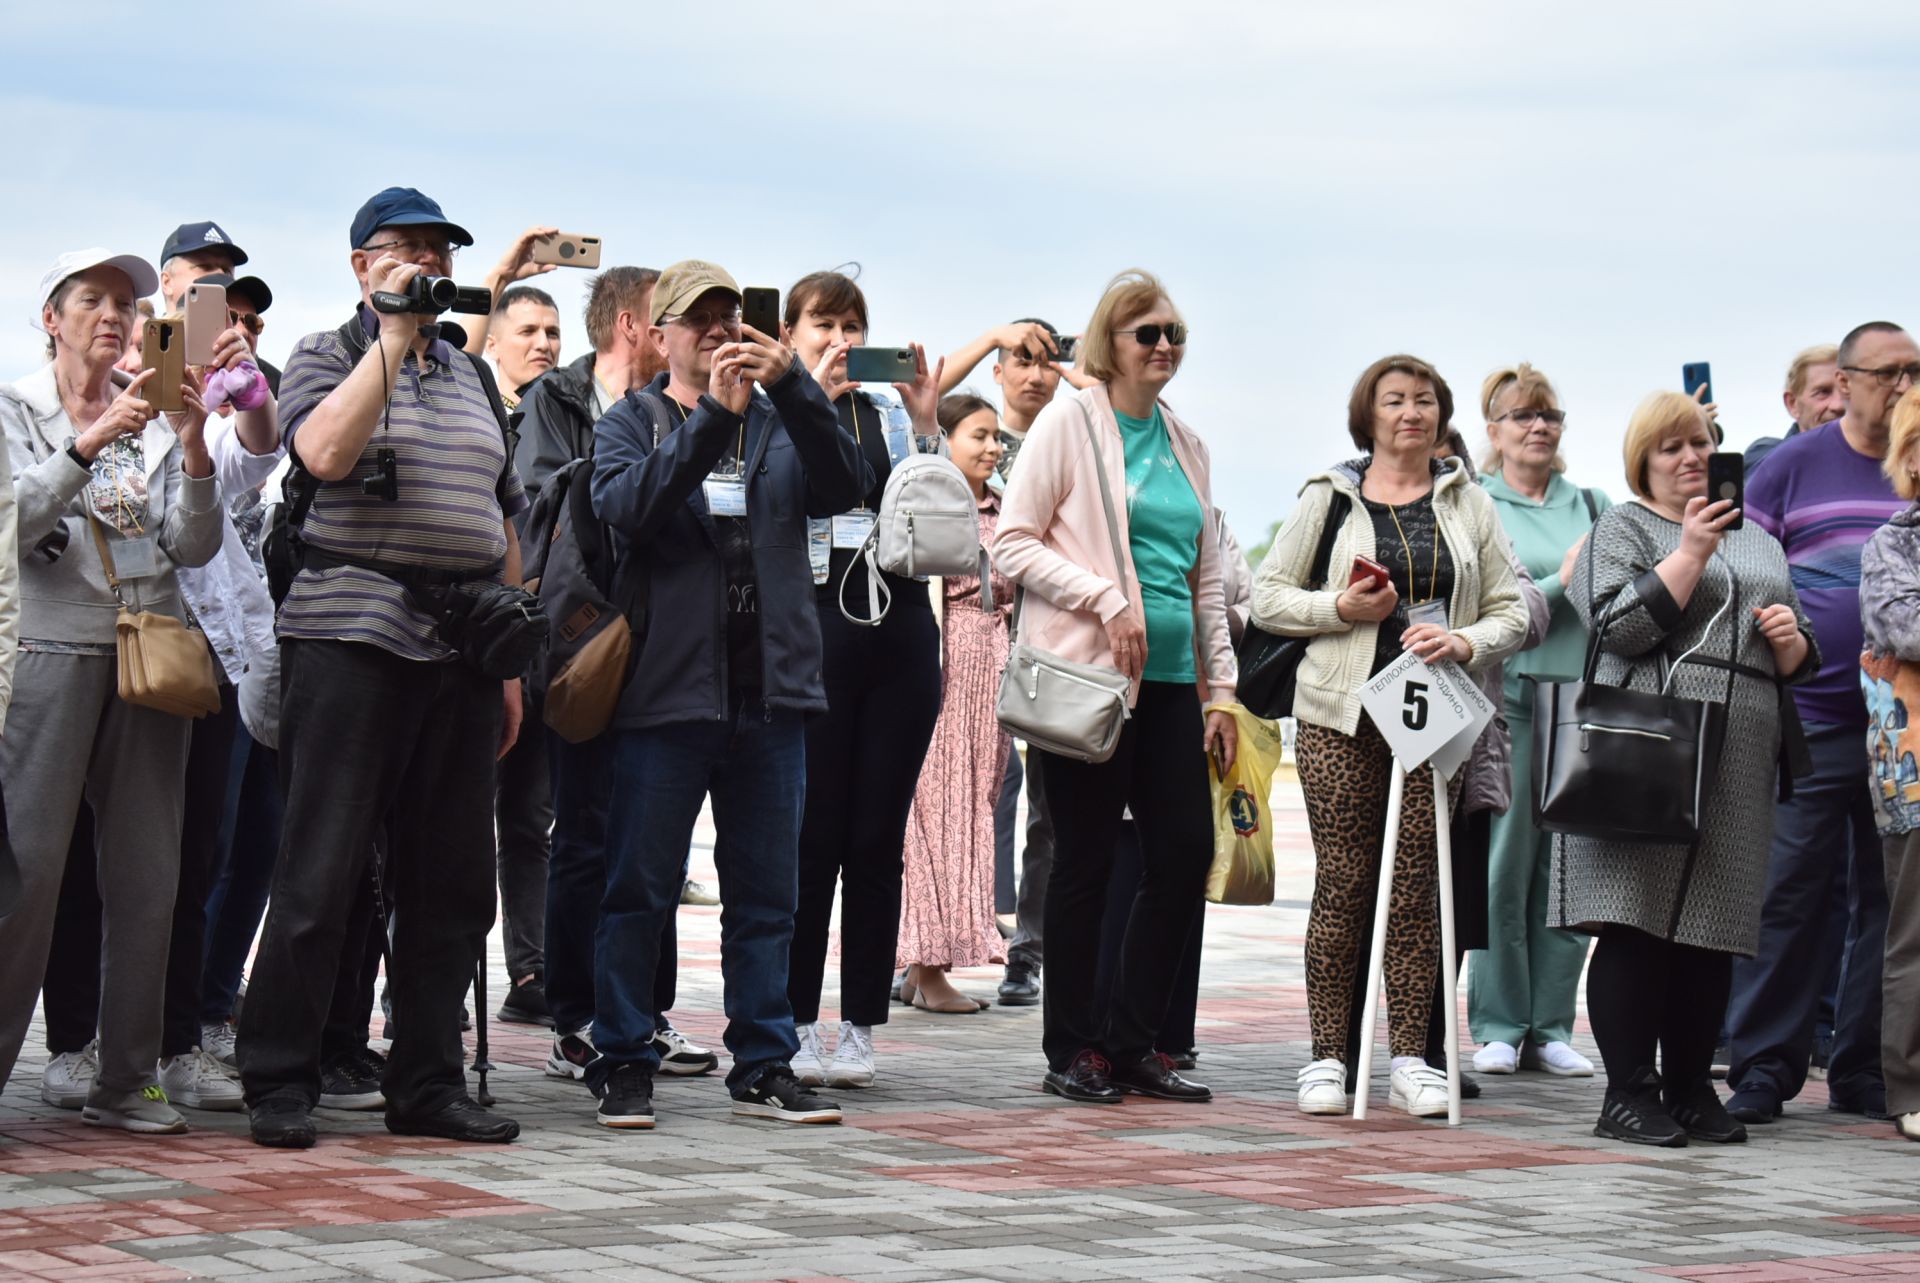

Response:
(1115, 406), (1202, 683)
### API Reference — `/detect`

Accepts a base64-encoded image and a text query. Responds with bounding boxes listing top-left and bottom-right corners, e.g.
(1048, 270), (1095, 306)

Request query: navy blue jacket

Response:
(591, 362), (869, 729)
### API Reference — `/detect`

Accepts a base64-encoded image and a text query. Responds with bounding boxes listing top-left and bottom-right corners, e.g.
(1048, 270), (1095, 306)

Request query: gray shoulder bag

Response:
(994, 403), (1134, 763)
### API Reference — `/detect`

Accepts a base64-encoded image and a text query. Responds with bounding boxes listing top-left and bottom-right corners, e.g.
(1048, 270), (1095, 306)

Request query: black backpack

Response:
(521, 456), (648, 741)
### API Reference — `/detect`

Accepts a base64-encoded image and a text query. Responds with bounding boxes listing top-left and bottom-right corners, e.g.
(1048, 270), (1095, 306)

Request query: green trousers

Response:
(1466, 693), (1591, 1047)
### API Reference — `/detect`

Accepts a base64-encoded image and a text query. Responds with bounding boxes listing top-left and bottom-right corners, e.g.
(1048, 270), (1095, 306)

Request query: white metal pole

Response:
(1432, 763), (1461, 1126)
(1351, 758), (1407, 1121)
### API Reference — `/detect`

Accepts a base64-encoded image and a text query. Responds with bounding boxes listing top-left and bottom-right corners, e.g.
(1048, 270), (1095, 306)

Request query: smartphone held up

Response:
(1707, 452), (1744, 531)
(139, 317), (186, 413)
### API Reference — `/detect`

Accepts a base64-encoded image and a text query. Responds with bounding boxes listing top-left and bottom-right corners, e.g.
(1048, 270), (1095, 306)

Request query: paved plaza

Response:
(3, 775), (1918, 1283)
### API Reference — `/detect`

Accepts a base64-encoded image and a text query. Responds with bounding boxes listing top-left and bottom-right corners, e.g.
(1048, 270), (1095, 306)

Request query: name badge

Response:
(831, 510), (877, 550)
(703, 477), (747, 518)
(1406, 598), (1450, 631)
(113, 535), (161, 579)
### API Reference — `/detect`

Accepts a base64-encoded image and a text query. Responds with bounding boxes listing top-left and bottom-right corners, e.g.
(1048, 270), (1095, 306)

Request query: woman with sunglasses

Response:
(780, 270), (947, 1089)
(1467, 364), (1611, 1081)
(994, 269), (1237, 1105)
(1252, 354), (1528, 1119)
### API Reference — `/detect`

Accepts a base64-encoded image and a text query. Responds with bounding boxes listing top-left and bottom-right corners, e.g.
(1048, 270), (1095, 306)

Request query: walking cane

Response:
(1351, 760), (1462, 1125)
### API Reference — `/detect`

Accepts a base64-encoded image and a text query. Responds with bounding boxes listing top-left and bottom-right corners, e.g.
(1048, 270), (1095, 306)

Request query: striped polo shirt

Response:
(1746, 419), (1904, 729)
(276, 313), (528, 662)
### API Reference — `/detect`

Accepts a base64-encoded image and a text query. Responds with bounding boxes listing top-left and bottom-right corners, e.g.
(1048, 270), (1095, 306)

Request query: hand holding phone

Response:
(1349, 555), (1390, 590)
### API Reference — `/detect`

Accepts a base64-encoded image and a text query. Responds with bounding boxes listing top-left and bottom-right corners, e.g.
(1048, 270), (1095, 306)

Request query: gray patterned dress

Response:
(1547, 501), (1818, 956)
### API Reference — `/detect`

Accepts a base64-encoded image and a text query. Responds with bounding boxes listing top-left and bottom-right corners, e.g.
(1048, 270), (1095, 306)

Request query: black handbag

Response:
(1236, 492), (1351, 720)
(1532, 543), (1737, 845)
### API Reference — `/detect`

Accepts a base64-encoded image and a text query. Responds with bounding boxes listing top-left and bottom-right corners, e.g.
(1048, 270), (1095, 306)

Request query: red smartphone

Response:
(1349, 556), (1390, 590)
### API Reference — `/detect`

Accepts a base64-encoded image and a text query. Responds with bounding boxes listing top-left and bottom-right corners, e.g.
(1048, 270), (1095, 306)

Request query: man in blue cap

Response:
(158, 221), (248, 311)
(237, 187), (527, 1149)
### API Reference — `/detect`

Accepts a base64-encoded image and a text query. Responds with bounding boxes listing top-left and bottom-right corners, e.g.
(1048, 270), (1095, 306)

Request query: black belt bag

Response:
(1532, 561), (1738, 846)
(305, 548), (550, 681)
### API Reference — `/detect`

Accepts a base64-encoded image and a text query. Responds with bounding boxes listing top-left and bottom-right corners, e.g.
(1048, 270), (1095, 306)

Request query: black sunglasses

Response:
(1113, 323), (1188, 348)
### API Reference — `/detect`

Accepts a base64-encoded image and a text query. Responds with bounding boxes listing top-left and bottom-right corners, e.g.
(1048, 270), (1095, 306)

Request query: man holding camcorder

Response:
(237, 187), (533, 1149)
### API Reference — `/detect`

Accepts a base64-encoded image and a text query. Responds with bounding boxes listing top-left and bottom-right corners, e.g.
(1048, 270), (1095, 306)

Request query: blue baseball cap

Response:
(348, 187), (474, 251)
(160, 220), (248, 267)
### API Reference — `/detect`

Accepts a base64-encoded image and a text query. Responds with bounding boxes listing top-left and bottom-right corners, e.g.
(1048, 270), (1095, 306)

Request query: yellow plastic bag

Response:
(1206, 704), (1283, 905)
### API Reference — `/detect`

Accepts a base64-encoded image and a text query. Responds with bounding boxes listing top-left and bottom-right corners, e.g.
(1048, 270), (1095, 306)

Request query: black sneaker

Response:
(1594, 1067), (1686, 1147)
(1829, 1085), (1891, 1121)
(497, 975), (553, 1029)
(732, 1068), (842, 1124)
(1664, 1078), (1748, 1143)
(998, 962), (1040, 1007)
(249, 1096), (316, 1149)
(1726, 1085), (1783, 1124)
(546, 1029), (602, 1081)
(595, 1063), (656, 1130)
(318, 1047), (385, 1110)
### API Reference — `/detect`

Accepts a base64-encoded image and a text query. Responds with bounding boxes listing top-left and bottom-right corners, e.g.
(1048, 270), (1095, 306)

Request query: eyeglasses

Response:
(1842, 362), (1920, 389)
(666, 308), (742, 333)
(1496, 408), (1566, 427)
(1113, 323), (1188, 348)
(361, 236), (458, 260)
(228, 310), (264, 335)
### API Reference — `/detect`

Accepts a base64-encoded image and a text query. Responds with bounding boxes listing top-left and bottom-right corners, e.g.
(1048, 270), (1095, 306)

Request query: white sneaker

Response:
(823, 1022), (875, 1088)
(1389, 1061), (1451, 1118)
(201, 1022), (238, 1068)
(1896, 1111), (1920, 1141)
(159, 1049), (244, 1111)
(652, 1023), (720, 1076)
(1295, 1058), (1348, 1115)
(1472, 1042), (1519, 1074)
(1530, 1040), (1595, 1077)
(792, 1022), (827, 1087)
(41, 1040), (99, 1110)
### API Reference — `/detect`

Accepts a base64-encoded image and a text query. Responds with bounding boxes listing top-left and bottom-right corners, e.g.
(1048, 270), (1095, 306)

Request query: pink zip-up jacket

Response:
(992, 384), (1236, 708)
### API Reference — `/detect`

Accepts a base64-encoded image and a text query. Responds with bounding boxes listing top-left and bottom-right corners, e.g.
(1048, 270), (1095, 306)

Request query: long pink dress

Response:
(897, 494), (1013, 968)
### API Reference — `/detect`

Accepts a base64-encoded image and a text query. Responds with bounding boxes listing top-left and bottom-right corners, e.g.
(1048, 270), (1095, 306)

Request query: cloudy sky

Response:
(6, 2), (1917, 543)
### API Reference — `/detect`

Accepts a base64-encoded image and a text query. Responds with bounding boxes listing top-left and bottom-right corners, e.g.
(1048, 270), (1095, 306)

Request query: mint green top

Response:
(1481, 470), (1613, 689)
(1116, 406), (1202, 683)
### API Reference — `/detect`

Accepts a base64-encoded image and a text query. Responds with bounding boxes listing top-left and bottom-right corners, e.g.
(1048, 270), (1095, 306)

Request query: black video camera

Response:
(371, 276), (492, 316)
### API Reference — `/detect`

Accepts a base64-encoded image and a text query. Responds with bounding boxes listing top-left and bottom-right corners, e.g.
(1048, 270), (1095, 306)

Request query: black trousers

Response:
(1587, 923), (1731, 1088)
(1094, 819), (1204, 1054)
(1038, 680), (1212, 1070)
(493, 682), (550, 983)
(789, 603), (941, 1028)
(41, 806), (99, 1055)
(238, 640), (500, 1116)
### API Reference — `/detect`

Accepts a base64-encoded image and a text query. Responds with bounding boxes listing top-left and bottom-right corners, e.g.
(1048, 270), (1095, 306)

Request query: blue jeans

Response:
(1727, 720), (1888, 1104)
(593, 702), (804, 1091)
(545, 728), (676, 1038)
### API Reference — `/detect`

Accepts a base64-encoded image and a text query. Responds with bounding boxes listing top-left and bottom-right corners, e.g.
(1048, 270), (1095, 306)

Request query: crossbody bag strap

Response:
(86, 514), (128, 605)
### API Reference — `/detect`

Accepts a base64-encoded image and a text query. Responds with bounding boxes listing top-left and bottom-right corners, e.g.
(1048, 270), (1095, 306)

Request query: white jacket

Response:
(177, 414), (282, 685)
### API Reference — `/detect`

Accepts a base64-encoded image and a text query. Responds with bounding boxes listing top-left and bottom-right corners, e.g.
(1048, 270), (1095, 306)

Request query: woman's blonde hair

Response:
(1621, 390), (1711, 499)
(1480, 363), (1567, 474)
(1080, 269), (1183, 384)
(1886, 387), (1920, 502)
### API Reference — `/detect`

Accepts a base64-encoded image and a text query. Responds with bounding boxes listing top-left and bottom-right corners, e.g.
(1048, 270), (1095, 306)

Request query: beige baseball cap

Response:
(649, 260), (740, 325)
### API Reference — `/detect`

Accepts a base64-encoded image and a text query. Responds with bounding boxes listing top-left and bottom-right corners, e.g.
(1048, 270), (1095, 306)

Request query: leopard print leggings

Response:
(1297, 717), (1456, 1061)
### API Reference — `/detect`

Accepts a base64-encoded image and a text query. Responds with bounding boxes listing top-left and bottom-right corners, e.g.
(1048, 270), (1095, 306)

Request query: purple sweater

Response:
(1746, 421), (1905, 728)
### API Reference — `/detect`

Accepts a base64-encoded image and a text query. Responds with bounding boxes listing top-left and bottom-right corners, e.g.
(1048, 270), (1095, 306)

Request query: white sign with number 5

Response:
(1356, 649), (1495, 775)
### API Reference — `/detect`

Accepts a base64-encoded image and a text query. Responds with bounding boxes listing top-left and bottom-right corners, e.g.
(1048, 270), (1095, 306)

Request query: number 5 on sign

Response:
(1357, 650), (1494, 775)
